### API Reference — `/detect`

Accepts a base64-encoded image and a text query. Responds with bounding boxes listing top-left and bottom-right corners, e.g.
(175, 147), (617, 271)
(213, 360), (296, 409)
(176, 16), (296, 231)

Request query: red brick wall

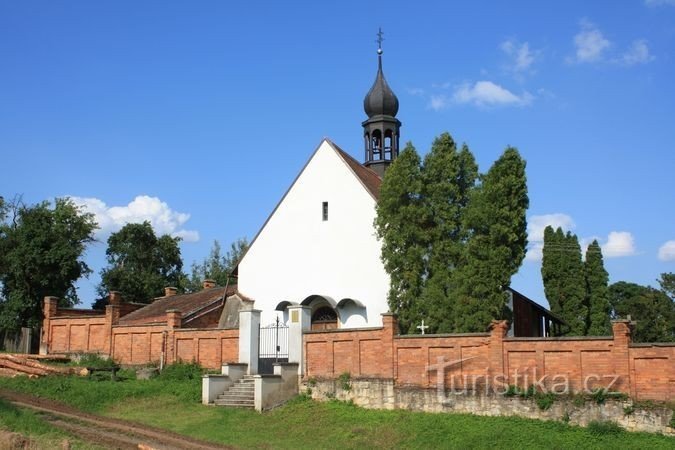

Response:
(42, 298), (238, 370)
(45, 316), (108, 353)
(303, 317), (675, 402)
(630, 344), (675, 401)
(170, 328), (239, 369)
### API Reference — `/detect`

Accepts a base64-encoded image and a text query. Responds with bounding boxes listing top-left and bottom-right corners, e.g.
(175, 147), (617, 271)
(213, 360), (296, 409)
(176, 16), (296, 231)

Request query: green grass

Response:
(0, 369), (673, 449)
(0, 398), (101, 449)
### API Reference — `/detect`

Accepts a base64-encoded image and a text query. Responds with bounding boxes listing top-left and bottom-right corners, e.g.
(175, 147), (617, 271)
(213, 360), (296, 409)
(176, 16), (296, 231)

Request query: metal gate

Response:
(258, 317), (288, 375)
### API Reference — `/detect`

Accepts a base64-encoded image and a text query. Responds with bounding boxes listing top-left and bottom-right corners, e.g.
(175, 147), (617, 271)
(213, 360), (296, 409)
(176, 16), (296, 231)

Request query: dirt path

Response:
(0, 389), (231, 450)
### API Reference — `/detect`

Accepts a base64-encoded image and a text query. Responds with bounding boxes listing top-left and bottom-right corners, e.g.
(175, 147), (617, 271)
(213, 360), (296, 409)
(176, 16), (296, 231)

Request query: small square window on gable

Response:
(322, 201), (328, 221)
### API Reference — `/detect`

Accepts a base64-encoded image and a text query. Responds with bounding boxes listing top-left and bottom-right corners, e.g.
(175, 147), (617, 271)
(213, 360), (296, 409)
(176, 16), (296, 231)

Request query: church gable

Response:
(237, 139), (390, 326)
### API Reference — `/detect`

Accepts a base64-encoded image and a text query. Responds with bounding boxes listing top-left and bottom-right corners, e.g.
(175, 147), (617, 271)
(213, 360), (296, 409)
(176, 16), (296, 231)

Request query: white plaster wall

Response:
(238, 140), (390, 327)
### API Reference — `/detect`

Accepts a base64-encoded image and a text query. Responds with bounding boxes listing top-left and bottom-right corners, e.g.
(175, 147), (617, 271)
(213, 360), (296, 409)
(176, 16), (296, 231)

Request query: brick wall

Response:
(304, 315), (675, 402)
(41, 296), (239, 370)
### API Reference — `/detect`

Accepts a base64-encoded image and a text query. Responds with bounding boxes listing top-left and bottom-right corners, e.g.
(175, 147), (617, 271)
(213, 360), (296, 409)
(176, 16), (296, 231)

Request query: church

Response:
(232, 40), (563, 337)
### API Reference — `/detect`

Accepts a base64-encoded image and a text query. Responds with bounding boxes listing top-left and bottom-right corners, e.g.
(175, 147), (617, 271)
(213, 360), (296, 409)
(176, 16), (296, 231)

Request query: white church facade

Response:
(235, 42), (401, 330)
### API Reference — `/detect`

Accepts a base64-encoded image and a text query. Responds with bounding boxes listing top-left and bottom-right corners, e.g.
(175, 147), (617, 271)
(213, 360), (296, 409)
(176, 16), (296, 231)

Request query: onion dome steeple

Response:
(362, 28), (401, 178)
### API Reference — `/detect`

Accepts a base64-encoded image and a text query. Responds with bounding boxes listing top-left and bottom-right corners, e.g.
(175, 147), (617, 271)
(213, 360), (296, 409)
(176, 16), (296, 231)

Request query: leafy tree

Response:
(453, 147), (528, 332)
(584, 240), (611, 335)
(541, 227), (586, 335)
(0, 197), (97, 331)
(97, 221), (183, 304)
(420, 135), (478, 333)
(659, 272), (675, 301)
(184, 238), (249, 292)
(374, 143), (426, 333)
(609, 281), (675, 343)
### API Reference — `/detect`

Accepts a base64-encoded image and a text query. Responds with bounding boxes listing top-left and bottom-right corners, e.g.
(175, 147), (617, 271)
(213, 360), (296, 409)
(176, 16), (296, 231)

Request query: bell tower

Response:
(362, 28), (401, 178)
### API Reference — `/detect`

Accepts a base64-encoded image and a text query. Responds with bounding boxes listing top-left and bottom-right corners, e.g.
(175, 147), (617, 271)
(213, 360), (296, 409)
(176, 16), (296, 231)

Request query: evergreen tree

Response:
(0, 197), (97, 331)
(419, 134), (478, 332)
(97, 221), (183, 304)
(374, 143), (426, 333)
(541, 226), (564, 317)
(453, 147), (528, 332)
(584, 240), (611, 335)
(541, 227), (586, 335)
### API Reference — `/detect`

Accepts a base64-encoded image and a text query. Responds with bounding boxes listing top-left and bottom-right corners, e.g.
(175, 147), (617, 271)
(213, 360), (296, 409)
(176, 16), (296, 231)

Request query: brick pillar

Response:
(166, 309), (182, 329)
(489, 320), (509, 389)
(381, 313), (398, 379)
(611, 319), (633, 396)
(41, 296), (59, 355)
(104, 291), (122, 356)
(165, 309), (182, 365)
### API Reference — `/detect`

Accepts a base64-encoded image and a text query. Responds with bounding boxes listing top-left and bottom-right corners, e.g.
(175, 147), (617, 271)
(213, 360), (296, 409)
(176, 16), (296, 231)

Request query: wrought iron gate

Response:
(258, 317), (289, 375)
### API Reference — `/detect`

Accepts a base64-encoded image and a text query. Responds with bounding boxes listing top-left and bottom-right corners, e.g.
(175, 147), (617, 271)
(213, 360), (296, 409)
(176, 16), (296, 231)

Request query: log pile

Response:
(0, 354), (79, 377)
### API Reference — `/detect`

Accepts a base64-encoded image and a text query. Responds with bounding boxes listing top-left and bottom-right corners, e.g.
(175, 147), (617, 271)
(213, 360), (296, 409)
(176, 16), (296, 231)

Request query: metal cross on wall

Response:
(417, 320), (429, 335)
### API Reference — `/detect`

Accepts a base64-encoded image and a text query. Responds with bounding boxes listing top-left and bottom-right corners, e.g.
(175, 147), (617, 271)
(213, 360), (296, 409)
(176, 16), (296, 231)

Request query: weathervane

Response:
(376, 27), (384, 54)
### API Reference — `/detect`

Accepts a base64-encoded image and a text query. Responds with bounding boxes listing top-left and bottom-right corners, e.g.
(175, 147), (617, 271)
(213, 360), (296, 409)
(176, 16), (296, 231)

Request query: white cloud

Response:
(658, 240), (675, 261)
(526, 213), (576, 261)
(452, 81), (533, 107)
(571, 20), (611, 63)
(407, 87), (425, 96)
(620, 39), (654, 66)
(70, 195), (200, 242)
(645, 0), (675, 6)
(429, 94), (450, 111)
(525, 214), (636, 261)
(601, 231), (637, 258)
(501, 40), (538, 72)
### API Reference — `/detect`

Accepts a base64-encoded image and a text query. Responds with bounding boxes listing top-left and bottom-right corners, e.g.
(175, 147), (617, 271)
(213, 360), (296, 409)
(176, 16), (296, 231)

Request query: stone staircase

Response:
(214, 375), (255, 408)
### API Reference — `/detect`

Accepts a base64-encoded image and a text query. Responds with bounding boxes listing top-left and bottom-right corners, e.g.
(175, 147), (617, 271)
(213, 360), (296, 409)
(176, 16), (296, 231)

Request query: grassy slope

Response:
(0, 373), (672, 450)
(0, 398), (102, 449)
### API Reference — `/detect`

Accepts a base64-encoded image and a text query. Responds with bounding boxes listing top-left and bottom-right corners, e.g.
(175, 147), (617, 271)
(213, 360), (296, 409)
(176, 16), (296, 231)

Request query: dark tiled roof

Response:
(118, 285), (236, 325)
(328, 140), (382, 200)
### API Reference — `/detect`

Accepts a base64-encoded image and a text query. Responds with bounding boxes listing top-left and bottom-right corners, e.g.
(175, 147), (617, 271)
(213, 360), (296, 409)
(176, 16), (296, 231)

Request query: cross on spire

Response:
(417, 319), (429, 335)
(376, 27), (384, 53)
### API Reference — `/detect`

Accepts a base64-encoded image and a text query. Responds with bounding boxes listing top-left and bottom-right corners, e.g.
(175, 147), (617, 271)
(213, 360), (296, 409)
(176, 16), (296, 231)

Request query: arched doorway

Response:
(311, 306), (338, 331)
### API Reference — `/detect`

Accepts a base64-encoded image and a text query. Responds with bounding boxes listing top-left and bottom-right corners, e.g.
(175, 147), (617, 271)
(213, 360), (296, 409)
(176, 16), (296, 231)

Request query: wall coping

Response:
(304, 326), (384, 335)
(630, 342), (675, 348)
(112, 323), (167, 329)
(173, 327), (239, 332)
(396, 332), (490, 339)
(505, 336), (613, 342)
(202, 374), (230, 379)
(51, 315), (106, 320)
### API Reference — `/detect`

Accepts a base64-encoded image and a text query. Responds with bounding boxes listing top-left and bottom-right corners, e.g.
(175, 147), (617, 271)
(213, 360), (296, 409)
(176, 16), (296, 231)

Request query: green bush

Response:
(74, 353), (116, 368)
(587, 420), (623, 436)
(338, 372), (351, 391)
(158, 362), (204, 381)
(591, 388), (607, 405)
(535, 392), (556, 411)
(504, 385), (518, 397)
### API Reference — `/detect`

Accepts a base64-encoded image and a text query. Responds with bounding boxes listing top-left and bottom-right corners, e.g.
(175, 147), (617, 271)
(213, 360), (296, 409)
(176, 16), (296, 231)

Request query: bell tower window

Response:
(322, 202), (328, 221)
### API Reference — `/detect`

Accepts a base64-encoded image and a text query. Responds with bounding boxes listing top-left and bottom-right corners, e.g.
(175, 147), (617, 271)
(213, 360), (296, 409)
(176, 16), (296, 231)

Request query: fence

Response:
(304, 314), (675, 401)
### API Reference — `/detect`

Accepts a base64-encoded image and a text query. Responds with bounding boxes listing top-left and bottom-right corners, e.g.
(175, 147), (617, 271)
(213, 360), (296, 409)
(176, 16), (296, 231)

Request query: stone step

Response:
(214, 400), (254, 407)
(224, 390), (253, 396)
(216, 394), (255, 401)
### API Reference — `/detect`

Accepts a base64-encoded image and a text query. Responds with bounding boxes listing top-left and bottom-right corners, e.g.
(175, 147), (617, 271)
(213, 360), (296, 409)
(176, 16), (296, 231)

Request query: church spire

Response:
(362, 28), (401, 178)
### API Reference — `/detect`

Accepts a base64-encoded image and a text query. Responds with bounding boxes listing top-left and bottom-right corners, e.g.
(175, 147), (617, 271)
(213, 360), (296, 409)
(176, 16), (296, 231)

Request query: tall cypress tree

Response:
(542, 227), (587, 335)
(585, 240), (611, 335)
(452, 147), (529, 332)
(374, 143), (425, 333)
(419, 134), (478, 333)
(542, 226), (564, 317)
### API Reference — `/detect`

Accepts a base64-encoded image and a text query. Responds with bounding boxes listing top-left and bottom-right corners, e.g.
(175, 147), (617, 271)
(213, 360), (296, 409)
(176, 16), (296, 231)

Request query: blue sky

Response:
(1, 1), (674, 308)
